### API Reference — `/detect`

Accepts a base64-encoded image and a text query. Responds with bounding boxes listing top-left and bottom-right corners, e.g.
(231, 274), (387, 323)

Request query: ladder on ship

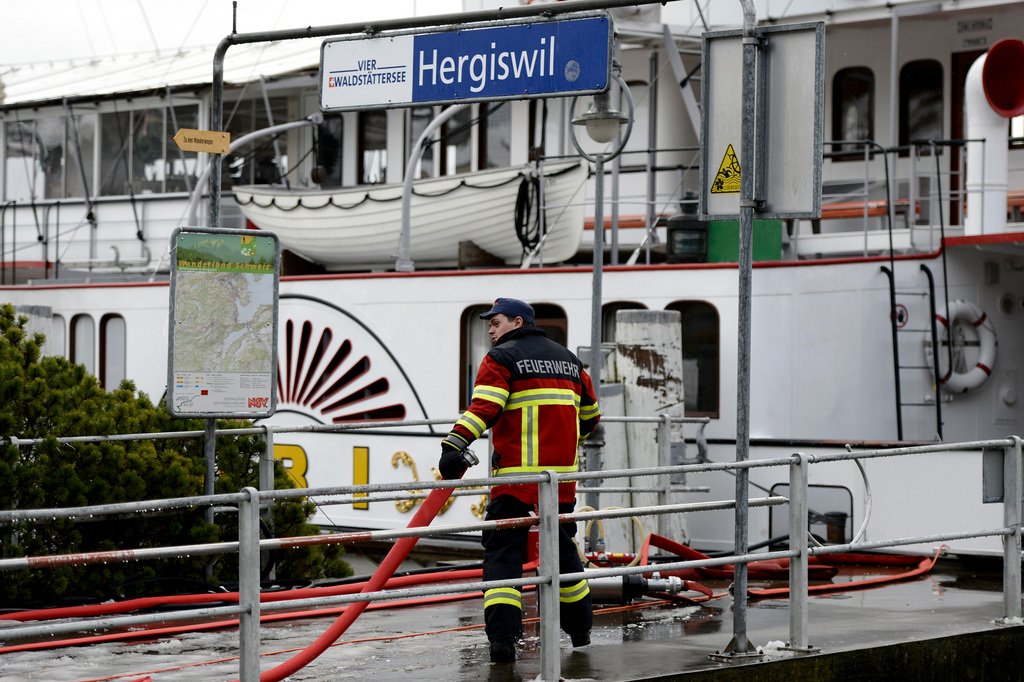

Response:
(881, 263), (944, 441)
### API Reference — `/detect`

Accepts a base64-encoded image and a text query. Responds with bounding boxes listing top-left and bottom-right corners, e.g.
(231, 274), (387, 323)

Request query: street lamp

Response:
(568, 69), (633, 519)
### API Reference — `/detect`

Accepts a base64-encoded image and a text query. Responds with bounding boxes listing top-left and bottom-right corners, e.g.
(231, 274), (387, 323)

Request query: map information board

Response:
(167, 228), (279, 418)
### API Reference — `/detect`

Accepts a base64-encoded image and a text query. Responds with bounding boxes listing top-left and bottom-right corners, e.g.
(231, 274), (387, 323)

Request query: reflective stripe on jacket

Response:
(445, 326), (600, 504)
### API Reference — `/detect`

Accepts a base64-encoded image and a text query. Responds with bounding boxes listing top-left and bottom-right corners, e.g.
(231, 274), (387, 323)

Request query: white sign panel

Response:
(320, 14), (612, 111)
(700, 22), (824, 220)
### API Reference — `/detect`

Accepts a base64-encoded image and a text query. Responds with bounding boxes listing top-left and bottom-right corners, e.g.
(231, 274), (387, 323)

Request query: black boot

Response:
(570, 630), (591, 647)
(490, 640), (515, 663)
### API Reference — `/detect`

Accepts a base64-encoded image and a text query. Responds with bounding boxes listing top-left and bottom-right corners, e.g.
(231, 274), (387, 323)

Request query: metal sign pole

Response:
(716, 0), (761, 661)
(700, 10), (823, 664)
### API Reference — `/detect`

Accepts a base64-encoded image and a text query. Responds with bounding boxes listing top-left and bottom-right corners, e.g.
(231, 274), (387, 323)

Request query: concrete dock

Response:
(0, 553), (1020, 681)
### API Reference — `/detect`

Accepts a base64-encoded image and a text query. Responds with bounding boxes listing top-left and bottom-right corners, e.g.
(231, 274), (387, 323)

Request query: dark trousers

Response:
(481, 494), (593, 643)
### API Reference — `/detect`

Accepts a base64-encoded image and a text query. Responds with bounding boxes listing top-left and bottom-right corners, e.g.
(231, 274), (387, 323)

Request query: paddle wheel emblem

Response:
(273, 296), (427, 424)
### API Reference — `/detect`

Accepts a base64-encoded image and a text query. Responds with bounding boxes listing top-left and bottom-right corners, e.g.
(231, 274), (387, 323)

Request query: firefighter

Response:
(438, 298), (600, 664)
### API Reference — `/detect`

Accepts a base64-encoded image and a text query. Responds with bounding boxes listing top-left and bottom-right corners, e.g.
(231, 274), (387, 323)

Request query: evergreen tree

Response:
(0, 303), (349, 606)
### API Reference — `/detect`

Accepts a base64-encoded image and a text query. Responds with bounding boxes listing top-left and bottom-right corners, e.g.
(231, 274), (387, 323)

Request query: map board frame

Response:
(319, 12), (612, 112)
(167, 227), (280, 419)
(699, 22), (824, 221)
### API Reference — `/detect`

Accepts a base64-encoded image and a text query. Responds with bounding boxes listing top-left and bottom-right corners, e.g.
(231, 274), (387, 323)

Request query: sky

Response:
(0, 0), (466, 65)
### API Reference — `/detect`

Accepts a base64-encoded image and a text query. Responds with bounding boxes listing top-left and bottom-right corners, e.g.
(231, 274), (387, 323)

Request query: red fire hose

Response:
(244, 484), (459, 682)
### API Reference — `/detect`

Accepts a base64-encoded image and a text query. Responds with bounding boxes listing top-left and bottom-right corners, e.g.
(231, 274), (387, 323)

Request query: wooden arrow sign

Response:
(173, 128), (230, 154)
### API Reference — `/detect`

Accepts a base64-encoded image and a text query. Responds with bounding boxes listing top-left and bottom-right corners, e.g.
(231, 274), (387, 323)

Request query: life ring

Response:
(923, 299), (997, 394)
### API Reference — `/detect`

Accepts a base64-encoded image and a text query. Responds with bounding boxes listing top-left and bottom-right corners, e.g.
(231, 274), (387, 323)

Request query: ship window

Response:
(460, 305), (492, 410)
(622, 80), (650, 165)
(528, 99), (545, 162)
(99, 103), (200, 195)
(1011, 116), (1024, 150)
(479, 102), (510, 170)
(769, 483), (854, 546)
(532, 303), (568, 348)
(66, 112), (96, 199)
(100, 110), (131, 196)
(223, 95), (290, 187)
(70, 313), (95, 375)
(441, 107), (472, 176)
(131, 108), (165, 194)
(408, 107), (436, 179)
(37, 117), (66, 199)
(3, 116), (67, 201)
(50, 314), (66, 358)
(665, 301), (719, 418)
(4, 119), (38, 202)
(165, 105), (200, 193)
(831, 67), (875, 157)
(602, 301), (647, 344)
(358, 110), (388, 184)
(316, 113), (344, 188)
(100, 314), (126, 391)
(458, 302), (568, 409)
(899, 59), (943, 151)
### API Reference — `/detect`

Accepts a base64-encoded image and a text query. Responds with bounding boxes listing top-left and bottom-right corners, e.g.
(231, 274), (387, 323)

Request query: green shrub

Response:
(0, 303), (349, 606)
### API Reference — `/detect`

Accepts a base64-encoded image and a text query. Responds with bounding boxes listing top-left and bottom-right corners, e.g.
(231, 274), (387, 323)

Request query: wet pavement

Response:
(0, 555), (1019, 681)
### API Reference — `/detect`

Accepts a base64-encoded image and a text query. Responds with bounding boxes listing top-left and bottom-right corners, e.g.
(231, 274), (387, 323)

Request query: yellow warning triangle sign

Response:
(710, 144), (742, 194)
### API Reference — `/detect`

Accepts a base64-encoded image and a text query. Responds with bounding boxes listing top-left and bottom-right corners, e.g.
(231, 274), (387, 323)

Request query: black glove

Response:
(438, 442), (469, 480)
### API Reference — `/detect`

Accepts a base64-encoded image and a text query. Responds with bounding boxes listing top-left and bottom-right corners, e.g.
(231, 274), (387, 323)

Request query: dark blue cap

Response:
(480, 298), (535, 325)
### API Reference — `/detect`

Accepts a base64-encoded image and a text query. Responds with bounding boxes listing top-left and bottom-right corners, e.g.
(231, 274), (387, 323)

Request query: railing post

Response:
(537, 470), (561, 682)
(238, 486), (262, 681)
(785, 453), (818, 653)
(657, 413), (672, 538)
(260, 426), (275, 517)
(1002, 437), (1022, 622)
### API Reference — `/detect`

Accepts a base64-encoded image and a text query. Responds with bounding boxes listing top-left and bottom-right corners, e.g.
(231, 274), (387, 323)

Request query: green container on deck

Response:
(706, 220), (783, 262)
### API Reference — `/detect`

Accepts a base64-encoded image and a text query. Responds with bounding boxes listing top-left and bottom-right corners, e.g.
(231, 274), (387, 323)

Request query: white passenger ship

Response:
(3, 0), (1024, 557)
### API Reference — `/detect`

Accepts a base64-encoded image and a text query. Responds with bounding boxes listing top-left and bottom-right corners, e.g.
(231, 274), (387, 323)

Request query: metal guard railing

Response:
(0, 431), (1021, 682)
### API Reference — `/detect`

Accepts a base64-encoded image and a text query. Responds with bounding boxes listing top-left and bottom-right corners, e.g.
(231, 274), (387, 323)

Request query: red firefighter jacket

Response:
(444, 326), (600, 504)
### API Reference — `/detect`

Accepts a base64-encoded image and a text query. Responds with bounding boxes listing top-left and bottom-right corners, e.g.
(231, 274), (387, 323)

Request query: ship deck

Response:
(0, 554), (1020, 681)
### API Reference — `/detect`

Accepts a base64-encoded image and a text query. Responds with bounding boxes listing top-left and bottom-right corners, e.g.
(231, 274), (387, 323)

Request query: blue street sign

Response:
(320, 14), (612, 111)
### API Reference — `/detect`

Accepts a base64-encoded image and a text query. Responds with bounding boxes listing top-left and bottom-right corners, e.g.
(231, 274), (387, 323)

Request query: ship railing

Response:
(0, 432), (1021, 681)
(546, 134), (1010, 264)
(792, 137), (1024, 259)
(0, 194), (197, 284)
(535, 147), (699, 266)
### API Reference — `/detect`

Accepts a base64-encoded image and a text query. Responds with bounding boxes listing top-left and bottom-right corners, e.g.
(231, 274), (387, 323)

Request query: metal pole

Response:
(538, 470), (561, 682)
(238, 486), (261, 681)
(397, 104), (467, 272)
(719, 0), (760, 659)
(610, 41), (622, 266)
(645, 50), (658, 265)
(590, 152), (605, 394)
(204, 419), (216, 526)
(211, 41), (228, 229)
(1003, 436), (1022, 622)
(203, 417), (216, 583)
(611, 151), (621, 266)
